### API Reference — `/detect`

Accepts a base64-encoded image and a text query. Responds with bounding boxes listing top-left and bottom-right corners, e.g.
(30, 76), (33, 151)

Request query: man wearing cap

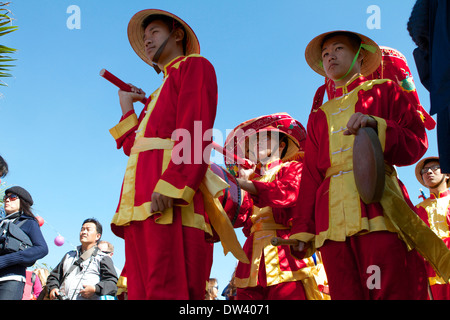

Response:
(224, 113), (328, 300)
(289, 30), (433, 299)
(415, 156), (450, 299)
(108, 9), (218, 299)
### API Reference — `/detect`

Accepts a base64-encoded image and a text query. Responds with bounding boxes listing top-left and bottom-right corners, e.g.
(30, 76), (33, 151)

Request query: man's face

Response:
(80, 222), (100, 245)
(422, 161), (448, 188)
(143, 20), (172, 62)
(321, 35), (361, 81)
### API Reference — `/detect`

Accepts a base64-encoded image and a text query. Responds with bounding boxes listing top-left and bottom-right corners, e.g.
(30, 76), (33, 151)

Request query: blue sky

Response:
(0, 0), (438, 298)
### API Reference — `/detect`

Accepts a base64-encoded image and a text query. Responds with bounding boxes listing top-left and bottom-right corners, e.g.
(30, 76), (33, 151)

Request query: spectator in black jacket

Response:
(0, 186), (48, 300)
(46, 218), (118, 300)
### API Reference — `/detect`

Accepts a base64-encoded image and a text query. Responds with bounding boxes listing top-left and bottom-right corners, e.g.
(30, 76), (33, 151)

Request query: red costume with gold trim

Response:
(416, 189), (450, 299)
(225, 113), (329, 300)
(109, 54), (218, 299)
(290, 75), (430, 299)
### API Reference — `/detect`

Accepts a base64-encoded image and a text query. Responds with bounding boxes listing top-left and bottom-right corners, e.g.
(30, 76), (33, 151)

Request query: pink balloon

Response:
(54, 235), (65, 246)
(36, 216), (44, 227)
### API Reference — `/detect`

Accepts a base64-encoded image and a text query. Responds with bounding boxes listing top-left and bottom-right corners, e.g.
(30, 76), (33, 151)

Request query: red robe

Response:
(416, 189), (450, 299)
(290, 75), (429, 299)
(109, 54), (218, 299)
(234, 161), (328, 300)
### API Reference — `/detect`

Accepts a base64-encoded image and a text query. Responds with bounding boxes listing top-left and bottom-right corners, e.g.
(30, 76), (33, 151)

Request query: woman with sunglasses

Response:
(0, 186), (48, 299)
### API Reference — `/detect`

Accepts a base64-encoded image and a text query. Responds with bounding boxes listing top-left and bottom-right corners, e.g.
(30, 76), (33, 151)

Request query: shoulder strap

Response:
(60, 246), (99, 286)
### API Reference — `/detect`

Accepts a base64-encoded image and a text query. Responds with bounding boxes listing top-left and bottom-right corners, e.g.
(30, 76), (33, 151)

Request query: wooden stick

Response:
(210, 141), (252, 169)
(270, 237), (300, 246)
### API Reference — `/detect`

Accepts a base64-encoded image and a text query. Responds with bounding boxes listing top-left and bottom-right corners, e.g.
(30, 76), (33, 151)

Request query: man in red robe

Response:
(109, 9), (218, 299)
(289, 30), (450, 299)
(224, 113), (329, 300)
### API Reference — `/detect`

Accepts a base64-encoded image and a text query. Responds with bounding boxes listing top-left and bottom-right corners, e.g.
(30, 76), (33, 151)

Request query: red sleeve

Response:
(289, 112), (323, 241)
(375, 82), (428, 167)
(251, 162), (303, 208)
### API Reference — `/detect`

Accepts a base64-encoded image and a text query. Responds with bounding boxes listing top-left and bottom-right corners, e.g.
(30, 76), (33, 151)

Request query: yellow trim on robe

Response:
(109, 112), (139, 140)
(153, 179), (196, 204)
(313, 79), (395, 249)
(235, 163), (317, 288)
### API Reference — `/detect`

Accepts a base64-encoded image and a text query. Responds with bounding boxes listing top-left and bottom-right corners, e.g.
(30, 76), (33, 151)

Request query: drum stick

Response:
(211, 141), (252, 170)
(100, 69), (148, 104)
(100, 69), (253, 170)
(270, 237), (300, 246)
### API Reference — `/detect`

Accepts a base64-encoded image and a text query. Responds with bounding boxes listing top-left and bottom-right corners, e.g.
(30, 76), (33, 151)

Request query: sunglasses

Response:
(421, 165), (440, 175)
(3, 194), (19, 202)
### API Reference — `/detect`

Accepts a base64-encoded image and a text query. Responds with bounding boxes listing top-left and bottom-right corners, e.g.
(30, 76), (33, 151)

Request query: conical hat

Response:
(224, 113), (306, 166)
(305, 30), (382, 77)
(127, 9), (200, 67)
(415, 156), (450, 188)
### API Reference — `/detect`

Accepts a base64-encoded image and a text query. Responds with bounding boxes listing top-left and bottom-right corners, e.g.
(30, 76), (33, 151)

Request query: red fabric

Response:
(112, 55), (218, 238)
(234, 162), (310, 296)
(123, 210), (211, 300)
(319, 231), (428, 300)
(111, 55), (218, 299)
(430, 283), (450, 300)
(291, 76), (428, 241)
(320, 47), (435, 130)
(415, 189), (450, 298)
(236, 280), (307, 300)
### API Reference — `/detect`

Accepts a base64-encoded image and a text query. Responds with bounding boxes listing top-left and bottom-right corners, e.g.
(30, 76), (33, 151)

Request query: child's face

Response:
(321, 35), (361, 81)
(250, 131), (282, 163)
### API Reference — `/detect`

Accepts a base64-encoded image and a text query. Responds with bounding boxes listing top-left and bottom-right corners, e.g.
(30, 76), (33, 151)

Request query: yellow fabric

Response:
(199, 170), (249, 264)
(114, 125), (247, 262)
(235, 163), (320, 289)
(130, 137), (174, 155)
(380, 170), (450, 282)
(110, 81), (167, 227)
(109, 113), (139, 140)
(417, 198), (450, 239)
(153, 179), (196, 204)
(116, 275), (127, 296)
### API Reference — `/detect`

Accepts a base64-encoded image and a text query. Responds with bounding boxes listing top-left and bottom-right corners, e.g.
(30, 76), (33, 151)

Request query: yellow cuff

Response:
(371, 115), (387, 152)
(154, 179), (196, 203)
(109, 113), (138, 140)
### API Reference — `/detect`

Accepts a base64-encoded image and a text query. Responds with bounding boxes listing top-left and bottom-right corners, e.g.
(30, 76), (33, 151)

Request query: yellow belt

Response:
(130, 137), (249, 264)
(130, 137), (175, 154)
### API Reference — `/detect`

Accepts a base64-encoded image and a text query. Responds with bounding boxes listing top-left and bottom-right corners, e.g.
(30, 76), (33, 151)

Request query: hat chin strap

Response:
(150, 30), (175, 74)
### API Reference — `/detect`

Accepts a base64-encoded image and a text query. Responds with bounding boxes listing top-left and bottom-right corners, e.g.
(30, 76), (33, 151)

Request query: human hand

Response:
(238, 161), (256, 180)
(118, 83), (146, 114)
(79, 284), (96, 299)
(150, 192), (174, 213)
(343, 112), (377, 135)
(49, 288), (60, 300)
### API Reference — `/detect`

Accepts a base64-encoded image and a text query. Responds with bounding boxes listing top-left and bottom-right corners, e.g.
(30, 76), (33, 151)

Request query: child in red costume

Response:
(224, 113), (329, 300)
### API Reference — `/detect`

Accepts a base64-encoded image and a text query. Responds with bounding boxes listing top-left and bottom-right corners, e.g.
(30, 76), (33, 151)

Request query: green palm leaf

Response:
(0, 1), (17, 88)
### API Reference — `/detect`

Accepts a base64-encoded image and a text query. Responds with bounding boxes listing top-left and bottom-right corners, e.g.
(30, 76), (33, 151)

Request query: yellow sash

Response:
(326, 163), (450, 282)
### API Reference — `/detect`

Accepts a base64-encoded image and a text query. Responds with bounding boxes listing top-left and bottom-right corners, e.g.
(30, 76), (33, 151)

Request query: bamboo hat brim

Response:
(127, 9), (200, 66)
(415, 156), (450, 188)
(305, 30), (382, 77)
